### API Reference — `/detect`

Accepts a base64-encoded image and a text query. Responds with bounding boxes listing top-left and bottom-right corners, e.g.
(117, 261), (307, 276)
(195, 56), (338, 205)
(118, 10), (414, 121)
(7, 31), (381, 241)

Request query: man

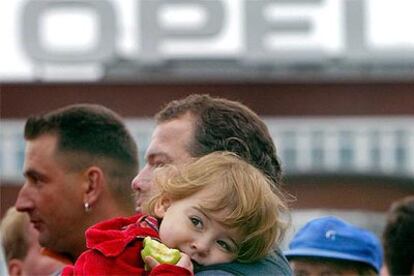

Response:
(382, 196), (414, 276)
(15, 104), (138, 263)
(284, 216), (383, 276)
(132, 94), (291, 275)
(1, 207), (65, 275)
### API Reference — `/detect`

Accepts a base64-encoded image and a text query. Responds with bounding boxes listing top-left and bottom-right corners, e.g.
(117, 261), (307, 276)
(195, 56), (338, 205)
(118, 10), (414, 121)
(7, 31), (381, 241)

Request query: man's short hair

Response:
(0, 207), (30, 262)
(24, 104), (138, 205)
(383, 196), (414, 275)
(144, 151), (288, 263)
(155, 94), (282, 187)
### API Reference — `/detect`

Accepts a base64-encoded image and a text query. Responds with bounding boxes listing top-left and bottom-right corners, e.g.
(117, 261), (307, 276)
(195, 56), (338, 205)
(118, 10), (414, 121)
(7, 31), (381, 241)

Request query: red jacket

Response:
(62, 214), (192, 275)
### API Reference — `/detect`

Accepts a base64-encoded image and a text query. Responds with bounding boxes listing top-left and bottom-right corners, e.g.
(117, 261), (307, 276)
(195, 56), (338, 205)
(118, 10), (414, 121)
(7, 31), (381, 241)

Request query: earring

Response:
(84, 202), (91, 213)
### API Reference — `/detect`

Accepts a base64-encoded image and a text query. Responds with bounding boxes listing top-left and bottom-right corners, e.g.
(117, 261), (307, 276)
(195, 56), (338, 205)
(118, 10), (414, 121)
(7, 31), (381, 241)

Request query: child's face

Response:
(155, 190), (241, 266)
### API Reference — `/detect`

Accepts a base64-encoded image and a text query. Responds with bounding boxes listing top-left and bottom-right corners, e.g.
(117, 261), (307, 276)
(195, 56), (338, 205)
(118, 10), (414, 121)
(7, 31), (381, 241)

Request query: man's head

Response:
(15, 104), (138, 260)
(132, 94), (282, 211)
(382, 196), (414, 276)
(0, 207), (65, 276)
(285, 216), (382, 276)
(143, 152), (288, 265)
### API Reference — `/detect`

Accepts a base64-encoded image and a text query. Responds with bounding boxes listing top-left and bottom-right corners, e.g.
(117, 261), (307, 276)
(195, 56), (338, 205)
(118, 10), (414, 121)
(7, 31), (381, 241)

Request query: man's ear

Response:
(82, 166), (104, 207)
(8, 258), (23, 276)
(154, 196), (172, 218)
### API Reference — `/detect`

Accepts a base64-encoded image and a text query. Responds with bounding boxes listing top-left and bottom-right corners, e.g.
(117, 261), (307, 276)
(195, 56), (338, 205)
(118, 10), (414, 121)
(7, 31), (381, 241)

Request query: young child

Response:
(62, 151), (289, 275)
(0, 207), (66, 276)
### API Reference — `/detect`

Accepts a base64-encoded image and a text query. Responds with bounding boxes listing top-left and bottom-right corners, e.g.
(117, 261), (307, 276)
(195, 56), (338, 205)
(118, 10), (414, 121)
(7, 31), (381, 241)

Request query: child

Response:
(62, 151), (289, 275)
(0, 207), (66, 276)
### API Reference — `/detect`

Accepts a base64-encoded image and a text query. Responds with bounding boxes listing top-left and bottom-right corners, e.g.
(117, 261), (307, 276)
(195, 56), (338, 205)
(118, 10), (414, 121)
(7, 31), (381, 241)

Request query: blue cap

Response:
(284, 216), (383, 272)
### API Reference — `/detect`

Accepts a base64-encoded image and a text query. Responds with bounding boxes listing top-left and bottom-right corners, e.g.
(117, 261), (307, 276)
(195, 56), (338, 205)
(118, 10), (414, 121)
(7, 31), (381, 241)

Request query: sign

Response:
(2, 0), (414, 81)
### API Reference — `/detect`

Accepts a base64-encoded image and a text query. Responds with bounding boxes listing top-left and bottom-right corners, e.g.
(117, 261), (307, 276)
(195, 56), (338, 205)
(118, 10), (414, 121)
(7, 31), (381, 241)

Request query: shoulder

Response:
(195, 248), (292, 276)
(87, 214), (145, 231)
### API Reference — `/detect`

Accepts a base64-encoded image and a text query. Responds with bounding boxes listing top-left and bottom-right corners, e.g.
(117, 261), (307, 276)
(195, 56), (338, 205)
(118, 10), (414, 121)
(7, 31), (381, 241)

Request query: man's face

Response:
(290, 259), (360, 276)
(15, 134), (86, 255)
(131, 114), (194, 212)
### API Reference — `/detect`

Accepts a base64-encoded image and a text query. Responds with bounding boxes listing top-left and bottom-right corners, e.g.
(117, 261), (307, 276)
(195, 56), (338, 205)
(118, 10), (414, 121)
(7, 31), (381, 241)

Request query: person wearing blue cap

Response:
(284, 216), (383, 276)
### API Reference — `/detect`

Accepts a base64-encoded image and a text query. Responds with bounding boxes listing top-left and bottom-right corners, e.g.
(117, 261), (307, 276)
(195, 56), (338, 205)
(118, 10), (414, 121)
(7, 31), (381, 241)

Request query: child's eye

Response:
(190, 216), (203, 229)
(216, 240), (232, 252)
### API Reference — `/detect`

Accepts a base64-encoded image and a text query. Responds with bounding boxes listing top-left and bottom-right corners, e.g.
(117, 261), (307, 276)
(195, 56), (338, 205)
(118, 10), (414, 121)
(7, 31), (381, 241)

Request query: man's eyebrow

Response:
(23, 169), (46, 180)
(147, 151), (172, 162)
(24, 169), (37, 177)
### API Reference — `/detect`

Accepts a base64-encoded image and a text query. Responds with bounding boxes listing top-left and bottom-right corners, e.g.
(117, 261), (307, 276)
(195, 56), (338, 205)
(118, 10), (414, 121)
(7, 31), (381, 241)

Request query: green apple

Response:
(141, 237), (181, 269)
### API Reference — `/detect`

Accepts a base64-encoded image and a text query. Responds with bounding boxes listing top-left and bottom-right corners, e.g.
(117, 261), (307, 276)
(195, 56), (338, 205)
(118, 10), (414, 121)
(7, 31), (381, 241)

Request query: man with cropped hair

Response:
(15, 104), (138, 263)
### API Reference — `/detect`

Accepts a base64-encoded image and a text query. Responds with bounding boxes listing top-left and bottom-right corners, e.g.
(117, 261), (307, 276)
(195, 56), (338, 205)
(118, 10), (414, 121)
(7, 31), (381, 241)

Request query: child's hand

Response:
(141, 237), (193, 272)
(176, 253), (194, 272)
(144, 253), (193, 272)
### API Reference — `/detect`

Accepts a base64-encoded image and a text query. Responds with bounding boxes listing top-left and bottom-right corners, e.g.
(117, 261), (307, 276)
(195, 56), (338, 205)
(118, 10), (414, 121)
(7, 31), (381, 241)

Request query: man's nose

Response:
(15, 183), (34, 212)
(131, 165), (152, 192)
(131, 174), (141, 191)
